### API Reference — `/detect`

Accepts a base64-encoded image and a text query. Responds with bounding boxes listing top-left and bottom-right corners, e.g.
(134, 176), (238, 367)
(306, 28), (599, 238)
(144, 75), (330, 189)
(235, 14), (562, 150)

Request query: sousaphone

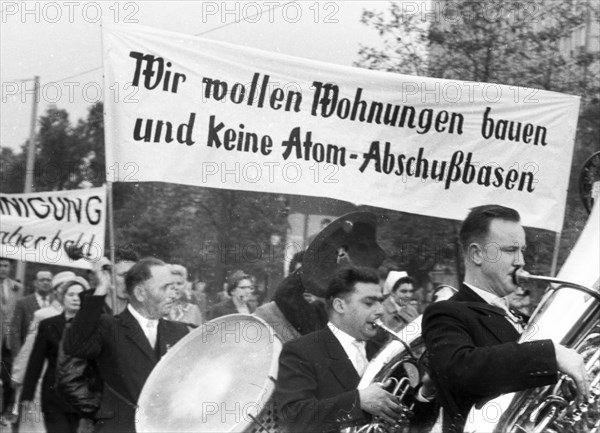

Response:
(302, 211), (387, 297)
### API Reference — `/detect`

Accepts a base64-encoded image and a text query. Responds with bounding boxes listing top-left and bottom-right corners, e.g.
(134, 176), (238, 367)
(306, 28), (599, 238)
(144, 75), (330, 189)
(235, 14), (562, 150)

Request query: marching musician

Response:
(422, 204), (589, 433)
(276, 266), (436, 433)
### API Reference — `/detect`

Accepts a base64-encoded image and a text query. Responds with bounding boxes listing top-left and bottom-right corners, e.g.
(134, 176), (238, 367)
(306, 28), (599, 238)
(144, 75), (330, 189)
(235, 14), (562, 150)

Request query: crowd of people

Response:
(0, 204), (589, 433)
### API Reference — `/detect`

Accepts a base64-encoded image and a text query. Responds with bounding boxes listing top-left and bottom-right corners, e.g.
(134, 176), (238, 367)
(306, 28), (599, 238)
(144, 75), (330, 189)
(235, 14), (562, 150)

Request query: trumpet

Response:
(341, 318), (426, 433)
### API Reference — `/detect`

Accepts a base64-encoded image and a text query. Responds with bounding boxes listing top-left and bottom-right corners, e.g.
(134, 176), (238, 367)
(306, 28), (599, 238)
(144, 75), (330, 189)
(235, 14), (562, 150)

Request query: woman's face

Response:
(63, 284), (84, 314)
(172, 274), (186, 300)
(231, 278), (253, 303)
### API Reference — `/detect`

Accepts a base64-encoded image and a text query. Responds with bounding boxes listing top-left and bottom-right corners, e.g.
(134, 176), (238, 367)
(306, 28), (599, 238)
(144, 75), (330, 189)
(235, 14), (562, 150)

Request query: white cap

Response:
(383, 271), (408, 295)
(51, 271), (76, 289)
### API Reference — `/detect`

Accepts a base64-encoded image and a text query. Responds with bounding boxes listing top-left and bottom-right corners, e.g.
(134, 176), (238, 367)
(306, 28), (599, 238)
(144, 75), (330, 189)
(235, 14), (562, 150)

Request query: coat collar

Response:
(452, 284), (520, 343)
(117, 307), (157, 363)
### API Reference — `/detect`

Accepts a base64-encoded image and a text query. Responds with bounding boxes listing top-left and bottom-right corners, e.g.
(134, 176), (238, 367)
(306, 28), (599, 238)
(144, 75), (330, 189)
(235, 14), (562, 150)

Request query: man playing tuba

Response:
(422, 204), (589, 433)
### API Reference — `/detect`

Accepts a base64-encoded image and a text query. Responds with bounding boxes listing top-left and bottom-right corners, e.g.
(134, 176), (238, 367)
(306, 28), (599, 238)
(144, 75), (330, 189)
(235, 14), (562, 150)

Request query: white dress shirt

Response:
(128, 304), (158, 348)
(327, 322), (368, 376)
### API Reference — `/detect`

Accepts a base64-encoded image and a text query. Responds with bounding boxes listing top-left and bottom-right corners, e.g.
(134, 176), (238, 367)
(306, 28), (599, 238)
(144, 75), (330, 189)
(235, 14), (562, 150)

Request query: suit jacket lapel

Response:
(155, 320), (178, 358)
(455, 284), (520, 343)
(118, 308), (157, 363)
(323, 328), (360, 390)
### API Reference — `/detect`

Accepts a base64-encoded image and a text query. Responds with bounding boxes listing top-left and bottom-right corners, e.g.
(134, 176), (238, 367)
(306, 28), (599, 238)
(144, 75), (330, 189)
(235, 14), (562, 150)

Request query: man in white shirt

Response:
(423, 204), (588, 433)
(276, 266), (417, 433)
(63, 257), (189, 433)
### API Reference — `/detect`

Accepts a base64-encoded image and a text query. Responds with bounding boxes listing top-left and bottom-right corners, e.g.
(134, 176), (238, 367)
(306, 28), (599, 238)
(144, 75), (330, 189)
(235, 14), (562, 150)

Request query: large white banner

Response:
(103, 22), (580, 232)
(0, 187), (106, 269)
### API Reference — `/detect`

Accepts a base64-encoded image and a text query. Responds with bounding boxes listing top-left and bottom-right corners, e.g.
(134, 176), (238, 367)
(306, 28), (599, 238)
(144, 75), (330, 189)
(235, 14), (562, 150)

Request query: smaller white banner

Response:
(0, 187), (106, 269)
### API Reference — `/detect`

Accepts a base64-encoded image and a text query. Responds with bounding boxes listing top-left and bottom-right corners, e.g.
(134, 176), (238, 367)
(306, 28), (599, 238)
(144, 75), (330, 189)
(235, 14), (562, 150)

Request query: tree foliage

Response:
(0, 102), (288, 297)
(356, 0), (600, 287)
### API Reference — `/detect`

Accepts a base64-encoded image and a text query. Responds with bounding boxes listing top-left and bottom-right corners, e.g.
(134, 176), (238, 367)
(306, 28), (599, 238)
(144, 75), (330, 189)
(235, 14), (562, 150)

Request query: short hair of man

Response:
(325, 266), (379, 309)
(124, 257), (166, 296)
(392, 276), (415, 293)
(459, 205), (521, 253)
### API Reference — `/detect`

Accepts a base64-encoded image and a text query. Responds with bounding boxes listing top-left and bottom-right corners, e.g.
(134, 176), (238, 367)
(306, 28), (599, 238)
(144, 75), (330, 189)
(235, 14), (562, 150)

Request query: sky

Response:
(1, 1), (387, 151)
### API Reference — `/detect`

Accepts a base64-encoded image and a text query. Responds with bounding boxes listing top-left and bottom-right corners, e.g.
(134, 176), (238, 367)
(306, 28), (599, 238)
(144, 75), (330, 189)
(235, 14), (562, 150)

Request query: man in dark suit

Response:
(422, 204), (589, 433)
(276, 266), (407, 433)
(63, 257), (189, 433)
(9, 270), (53, 357)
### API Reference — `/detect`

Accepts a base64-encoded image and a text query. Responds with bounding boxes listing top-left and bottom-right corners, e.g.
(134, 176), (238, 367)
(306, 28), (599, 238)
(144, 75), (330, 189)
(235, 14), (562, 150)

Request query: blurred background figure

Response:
(209, 270), (256, 319)
(11, 272), (73, 393)
(431, 284), (458, 303)
(381, 271), (420, 332)
(189, 281), (209, 322)
(10, 270), (54, 361)
(508, 286), (532, 316)
(1, 258), (23, 421)
(20, 276), (89, 433)
(100, 247), (139, 315)
(164, 265), (202, 326)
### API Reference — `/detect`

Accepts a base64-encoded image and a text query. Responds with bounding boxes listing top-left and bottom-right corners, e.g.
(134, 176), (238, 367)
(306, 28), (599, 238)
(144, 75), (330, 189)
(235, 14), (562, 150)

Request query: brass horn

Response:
(341, 317), (429, 433)
(302, 211), (387, 297)
(464, 200), (600, 433)
(513, 268), (600, 301)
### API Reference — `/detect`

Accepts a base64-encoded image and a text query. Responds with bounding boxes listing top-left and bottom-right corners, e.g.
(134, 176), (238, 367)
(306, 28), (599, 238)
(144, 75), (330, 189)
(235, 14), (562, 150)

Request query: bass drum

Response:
(137, 314), (282, 433)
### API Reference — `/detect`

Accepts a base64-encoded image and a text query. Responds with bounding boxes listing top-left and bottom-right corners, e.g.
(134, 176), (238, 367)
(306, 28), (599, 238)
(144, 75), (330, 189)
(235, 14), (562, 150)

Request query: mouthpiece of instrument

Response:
(513, 268), (531, 286)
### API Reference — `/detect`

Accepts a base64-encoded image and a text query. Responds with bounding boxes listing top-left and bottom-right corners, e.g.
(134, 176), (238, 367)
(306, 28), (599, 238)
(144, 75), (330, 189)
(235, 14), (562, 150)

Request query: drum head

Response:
(137, 314), (282, 432)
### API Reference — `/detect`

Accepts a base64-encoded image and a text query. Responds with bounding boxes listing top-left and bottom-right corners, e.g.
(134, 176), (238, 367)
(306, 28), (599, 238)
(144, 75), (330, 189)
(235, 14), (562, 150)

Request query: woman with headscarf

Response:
(21, 275), (89, 433)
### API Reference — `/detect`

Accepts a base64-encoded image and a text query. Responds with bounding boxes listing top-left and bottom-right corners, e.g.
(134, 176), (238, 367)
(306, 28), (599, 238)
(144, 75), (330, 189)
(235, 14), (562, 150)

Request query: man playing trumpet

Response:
(276, 266), (434, 432)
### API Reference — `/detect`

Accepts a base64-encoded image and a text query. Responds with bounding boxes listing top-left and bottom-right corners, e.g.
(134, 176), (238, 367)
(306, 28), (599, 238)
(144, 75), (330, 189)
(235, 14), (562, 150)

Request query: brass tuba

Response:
(464, 199), (600, 433)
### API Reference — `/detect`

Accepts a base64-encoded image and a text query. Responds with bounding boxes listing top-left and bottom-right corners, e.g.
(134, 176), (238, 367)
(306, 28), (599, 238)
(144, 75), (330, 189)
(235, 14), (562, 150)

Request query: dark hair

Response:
(115, 246), (139, 263)
(325, 266), (379, 309)
(288, 251), (304, 275)
(227, 270), (251, 296)
(124, 257), (166, 296)
(459, 205), (520, 252)
(392, 276), (415, 293)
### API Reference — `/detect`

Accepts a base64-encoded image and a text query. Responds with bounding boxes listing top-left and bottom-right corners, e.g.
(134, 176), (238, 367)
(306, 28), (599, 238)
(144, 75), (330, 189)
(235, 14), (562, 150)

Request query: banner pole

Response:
(100, 21), (117, 311)
(107, 181), (117, 312)
(16, 76), (39, 286)
(550, 231), (561, 277)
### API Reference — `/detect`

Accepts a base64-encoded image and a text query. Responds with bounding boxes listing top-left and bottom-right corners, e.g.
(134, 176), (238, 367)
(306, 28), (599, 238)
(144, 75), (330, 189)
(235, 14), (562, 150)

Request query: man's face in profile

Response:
(478, 219), (526, 298)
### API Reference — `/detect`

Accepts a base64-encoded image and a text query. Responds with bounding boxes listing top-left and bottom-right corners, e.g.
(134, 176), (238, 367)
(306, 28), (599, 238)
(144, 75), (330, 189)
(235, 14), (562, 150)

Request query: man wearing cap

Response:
(276, 266), (406, 433)
(63, 257), (189, 433)
(381, 272), (420, 332)
(9, 270), (54, 357)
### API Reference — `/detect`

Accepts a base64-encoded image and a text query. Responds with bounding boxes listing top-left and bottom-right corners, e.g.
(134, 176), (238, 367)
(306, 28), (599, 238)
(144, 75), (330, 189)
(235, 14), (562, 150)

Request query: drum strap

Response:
(104, 383), (138, 410)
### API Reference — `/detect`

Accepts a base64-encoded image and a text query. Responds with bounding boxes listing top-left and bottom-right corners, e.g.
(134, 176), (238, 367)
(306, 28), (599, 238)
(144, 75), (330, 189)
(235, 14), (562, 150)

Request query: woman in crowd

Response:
(21, 275), (89, 433)
(165, 264), (203, 326)
(209, 270), (256, 319)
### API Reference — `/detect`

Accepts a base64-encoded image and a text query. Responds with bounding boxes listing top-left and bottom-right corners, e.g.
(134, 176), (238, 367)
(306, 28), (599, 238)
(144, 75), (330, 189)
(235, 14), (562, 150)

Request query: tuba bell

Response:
(464, 199), (600, 433)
